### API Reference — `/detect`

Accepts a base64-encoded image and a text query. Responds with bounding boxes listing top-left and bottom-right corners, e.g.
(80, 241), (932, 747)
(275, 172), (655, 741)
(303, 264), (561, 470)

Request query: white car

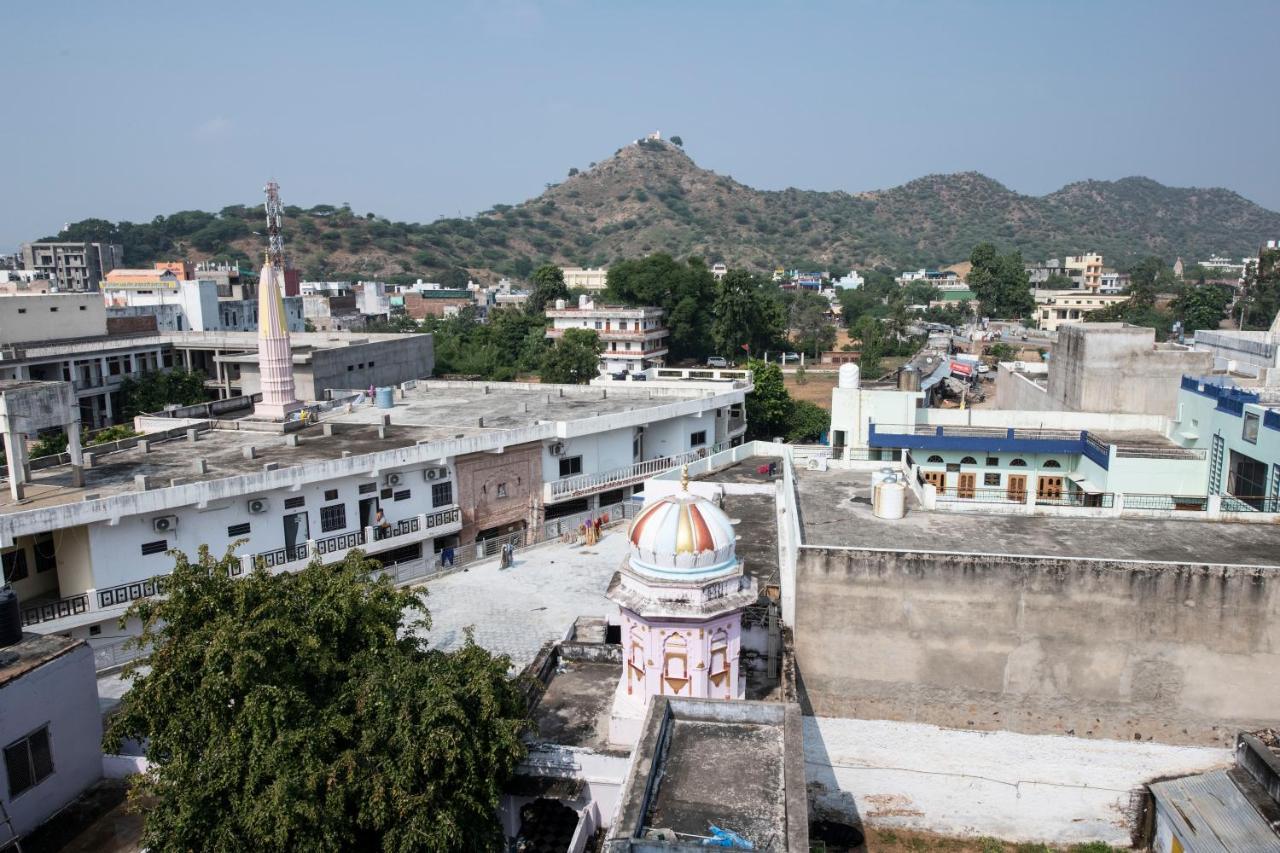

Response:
(706, 356), (729, 368)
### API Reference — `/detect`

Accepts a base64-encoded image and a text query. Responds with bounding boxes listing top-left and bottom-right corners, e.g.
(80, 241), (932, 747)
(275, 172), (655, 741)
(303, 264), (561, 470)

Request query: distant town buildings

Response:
(1033, 288), (1129, 331)
(19, 241), (122, 292)
(101, 265), (304, 333)
(1064, 252), (1103, 291)
(833, 270), (864, 289)
(545, 295), (668, 374)
(710, 262), (728, 280)
(562, 267), (609, 292)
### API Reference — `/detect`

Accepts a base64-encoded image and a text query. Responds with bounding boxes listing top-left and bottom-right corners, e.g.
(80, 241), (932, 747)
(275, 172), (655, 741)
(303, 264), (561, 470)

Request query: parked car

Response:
(706, 356), (729, 368)
(781, 352), (801, 363)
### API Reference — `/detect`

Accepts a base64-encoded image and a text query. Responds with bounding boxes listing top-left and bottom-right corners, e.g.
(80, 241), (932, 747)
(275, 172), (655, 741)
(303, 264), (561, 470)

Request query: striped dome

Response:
(627, 492), (737, 580)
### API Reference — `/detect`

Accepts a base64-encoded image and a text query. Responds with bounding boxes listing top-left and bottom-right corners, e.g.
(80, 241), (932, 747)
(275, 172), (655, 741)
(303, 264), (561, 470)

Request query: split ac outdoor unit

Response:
(385, 472), (404, 487)
(425, 467), (449, 481)
(152, 515), (178, 533)
(247, 498), (269, 514)
(549, 442), (565, 456)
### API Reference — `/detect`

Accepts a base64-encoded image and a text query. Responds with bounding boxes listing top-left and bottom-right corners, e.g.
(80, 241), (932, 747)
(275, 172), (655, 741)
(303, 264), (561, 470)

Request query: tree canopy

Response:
(118, 369), (209, 419)
(605, 254), (716, 361)
(968, 243), (1034, 319)
(105, 549), (528, 853)
(710, 269), (785, 359)
(787, 290), (837, 357)
(525, 263), (569, 315)
(540, 327), (602, 383)
(742, 359), (828, 442)
(1240, 248), (1280, 330)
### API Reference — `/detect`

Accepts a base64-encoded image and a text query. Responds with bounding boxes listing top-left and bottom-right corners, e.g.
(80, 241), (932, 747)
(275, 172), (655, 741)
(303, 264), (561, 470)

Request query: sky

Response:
(4, 0), (1279, 248)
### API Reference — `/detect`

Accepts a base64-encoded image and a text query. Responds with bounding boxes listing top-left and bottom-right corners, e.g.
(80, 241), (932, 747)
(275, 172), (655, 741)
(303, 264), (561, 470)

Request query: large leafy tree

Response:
(525, 263), (569, 315)
(1240, 248), (1280, 330)
(105, 549), (528, 853)
(788, 290), (837, 358)
(605, 254), (716, 361)
(1172, 283), (1231, 333)
(540, 327), (602, 383)
(743, 359), (791, 440)
(117, 369), (210, 419)
(711, 269), (784, 359)
(967, 243), (1034, 319)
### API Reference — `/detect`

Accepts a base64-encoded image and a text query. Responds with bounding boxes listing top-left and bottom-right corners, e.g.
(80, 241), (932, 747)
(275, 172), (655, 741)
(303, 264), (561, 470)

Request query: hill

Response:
(49, 140), (1280, 283)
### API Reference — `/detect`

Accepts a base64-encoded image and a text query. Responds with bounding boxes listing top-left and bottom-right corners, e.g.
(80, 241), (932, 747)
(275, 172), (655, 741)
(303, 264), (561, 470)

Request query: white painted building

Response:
(102, 274), (304, 333)
(545, 296), (668, 374)
(5, 375), (750, 666)
(833, 270), (864, 289)
(563, 267), (609, 292)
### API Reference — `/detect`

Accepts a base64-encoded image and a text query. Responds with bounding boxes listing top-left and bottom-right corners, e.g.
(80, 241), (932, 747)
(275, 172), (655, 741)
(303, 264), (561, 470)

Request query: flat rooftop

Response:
(409, 529), (626, 671)
(529, 659), (620, 751)
(796, 467), (1280, 566)
(0, 380), (723, 513)
(0, 632), (82, 688)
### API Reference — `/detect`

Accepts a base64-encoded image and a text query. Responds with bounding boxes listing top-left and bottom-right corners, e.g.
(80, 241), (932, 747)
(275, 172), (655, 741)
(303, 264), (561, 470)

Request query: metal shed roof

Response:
(1149, 769), (1280, 853)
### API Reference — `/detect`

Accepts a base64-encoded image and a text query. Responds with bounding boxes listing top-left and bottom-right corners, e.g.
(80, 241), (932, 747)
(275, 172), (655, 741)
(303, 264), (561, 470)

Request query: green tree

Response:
(670, 136), (683, 147)
(1039, 273), (1076, 290)
(1239, 248), (1280, 330)
(968, 243), (1034, 319)
(605, 255), (716, 361)
(851, 314), (886, 377)
(540, 328), (602, 383)
(989, 342), (1016, 361)
(1125, 256), (1177, 309)
(743, 359), (791, 440)
(105, 549), (528, 852)
(789, 290), (836, 357)
(787, 400), (830, 443)
(711, 269), (785, 359)
(118, 369), (210, 419)
(1172, 283), (1230, 333)
(526, 263), (569, 315)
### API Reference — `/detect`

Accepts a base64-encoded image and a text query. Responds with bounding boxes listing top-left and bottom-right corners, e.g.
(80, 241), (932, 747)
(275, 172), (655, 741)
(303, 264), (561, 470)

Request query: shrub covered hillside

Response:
(47, 140), (1280, 284)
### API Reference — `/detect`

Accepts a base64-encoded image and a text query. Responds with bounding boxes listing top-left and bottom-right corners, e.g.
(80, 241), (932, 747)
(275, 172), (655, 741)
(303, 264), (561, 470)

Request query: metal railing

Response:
(1035, 492), (1115, 508)
(97, 576), (165, 610)
(1114, 445), (1207, 460)
(936, 487), (1022, 504)
(1220, 495), (1280, 513)
(21, 592), (90, 627)
(94, 636), (148, 671)
(315, 530), (365, 555)
(542, 501), (638, 540)
(1124, 494), (1209, 511)
(548, 442), (730, 500)
(256, 543), (310, 569)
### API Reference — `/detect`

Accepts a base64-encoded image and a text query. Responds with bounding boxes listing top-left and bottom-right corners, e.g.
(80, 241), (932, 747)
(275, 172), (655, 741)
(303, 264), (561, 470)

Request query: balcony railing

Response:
(547, 443), (729, 501)
(21, 592), (90, 627)
(97, 576), (165, 610)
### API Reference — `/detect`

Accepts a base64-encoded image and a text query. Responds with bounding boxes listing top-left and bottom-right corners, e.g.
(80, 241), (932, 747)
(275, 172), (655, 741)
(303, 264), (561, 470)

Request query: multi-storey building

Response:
(1, 371), (750, 667)
(1064, 252), (1104, 291)
(19, 242), (123, 292)
(1033, 288), (1128, 331)
(545, 296), (668, 374)
(103, 270), (305, 333)
(563, 267), (609, 292)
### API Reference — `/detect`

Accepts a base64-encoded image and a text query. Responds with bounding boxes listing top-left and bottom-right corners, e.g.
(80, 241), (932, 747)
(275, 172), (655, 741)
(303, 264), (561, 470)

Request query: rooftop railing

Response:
(547, 443), (729, 501)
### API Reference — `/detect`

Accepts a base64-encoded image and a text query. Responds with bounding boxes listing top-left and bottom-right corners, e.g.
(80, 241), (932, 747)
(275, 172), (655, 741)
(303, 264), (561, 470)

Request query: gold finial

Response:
(680, 464), (690, 491)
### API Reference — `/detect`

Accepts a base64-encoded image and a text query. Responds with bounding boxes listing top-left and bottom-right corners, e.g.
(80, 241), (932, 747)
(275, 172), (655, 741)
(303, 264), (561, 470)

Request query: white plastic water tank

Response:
(554, 298), (567, 310)
(838, 362), (861, 389)
(873, 480), (907, 519)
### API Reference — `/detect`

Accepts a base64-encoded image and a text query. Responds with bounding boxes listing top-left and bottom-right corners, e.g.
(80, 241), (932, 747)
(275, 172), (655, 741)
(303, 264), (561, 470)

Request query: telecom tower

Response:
(263, 180), (286, 269)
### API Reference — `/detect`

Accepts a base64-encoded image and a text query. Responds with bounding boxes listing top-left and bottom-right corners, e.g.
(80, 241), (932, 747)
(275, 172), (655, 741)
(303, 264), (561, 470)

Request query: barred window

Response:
(431, 482), (453, 507)
(227, 522), (251, 537)
(140, 540), (168, 556)
(320, 504), (347, 532)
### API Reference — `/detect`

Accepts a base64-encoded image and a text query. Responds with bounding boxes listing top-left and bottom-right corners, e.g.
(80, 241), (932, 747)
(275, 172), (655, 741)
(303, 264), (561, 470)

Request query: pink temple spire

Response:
(253, 181), (302, 421)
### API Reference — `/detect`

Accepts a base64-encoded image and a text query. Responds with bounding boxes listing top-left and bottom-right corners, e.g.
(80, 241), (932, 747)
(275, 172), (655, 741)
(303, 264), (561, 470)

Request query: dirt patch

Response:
(784, 371), (840, 409)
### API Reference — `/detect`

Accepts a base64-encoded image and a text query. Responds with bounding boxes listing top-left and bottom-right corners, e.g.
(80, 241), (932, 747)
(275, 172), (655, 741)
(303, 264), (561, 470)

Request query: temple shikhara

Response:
(607, 468), (758, 745)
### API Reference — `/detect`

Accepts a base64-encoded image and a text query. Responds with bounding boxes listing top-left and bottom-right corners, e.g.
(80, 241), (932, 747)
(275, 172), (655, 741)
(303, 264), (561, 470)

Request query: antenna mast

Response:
(263, 180), (285, 268)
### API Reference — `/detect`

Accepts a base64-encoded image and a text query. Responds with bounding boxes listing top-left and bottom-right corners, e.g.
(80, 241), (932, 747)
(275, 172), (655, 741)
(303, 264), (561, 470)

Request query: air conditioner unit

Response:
(425, 467), (449, 481)
(385, 472), (404, 487)
(152, 515), (178, 533)
(247, 498), (269, 514)
(549, 442), (565, 456)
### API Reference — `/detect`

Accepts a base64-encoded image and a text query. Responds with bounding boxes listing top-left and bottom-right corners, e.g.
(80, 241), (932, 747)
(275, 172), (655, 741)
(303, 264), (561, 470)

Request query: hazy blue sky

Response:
(5, 0), (1278, 248)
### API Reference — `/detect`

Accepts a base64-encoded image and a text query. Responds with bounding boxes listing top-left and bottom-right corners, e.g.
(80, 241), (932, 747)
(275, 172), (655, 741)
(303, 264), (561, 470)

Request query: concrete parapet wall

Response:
(794, 546), (1280, 747)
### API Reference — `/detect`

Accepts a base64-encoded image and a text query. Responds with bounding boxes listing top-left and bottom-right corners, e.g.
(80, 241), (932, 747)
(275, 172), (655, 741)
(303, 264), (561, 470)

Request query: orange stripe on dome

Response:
(690, 505), (714, 551)
(628, 500), (663, 544)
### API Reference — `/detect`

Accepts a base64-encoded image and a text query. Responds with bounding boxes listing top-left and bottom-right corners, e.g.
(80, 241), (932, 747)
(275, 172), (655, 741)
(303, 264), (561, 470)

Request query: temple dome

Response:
(627, 489), (737, 580)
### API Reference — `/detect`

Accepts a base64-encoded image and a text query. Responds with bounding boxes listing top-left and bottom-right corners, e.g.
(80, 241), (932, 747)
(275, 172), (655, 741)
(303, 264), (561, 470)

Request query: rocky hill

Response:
(50, 140), (1280, 283)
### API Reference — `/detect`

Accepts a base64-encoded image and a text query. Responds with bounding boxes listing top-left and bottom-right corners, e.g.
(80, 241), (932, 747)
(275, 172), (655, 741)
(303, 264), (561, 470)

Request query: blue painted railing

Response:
(868, 424), (1088, 457)
(1265, 410), (1280, 433)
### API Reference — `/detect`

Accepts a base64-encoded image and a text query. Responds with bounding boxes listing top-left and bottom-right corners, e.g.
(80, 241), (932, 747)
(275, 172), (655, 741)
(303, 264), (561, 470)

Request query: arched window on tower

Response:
(627, 623), (646, 695)
(662, 633), (689, 695)
(708, 628), (730, 696)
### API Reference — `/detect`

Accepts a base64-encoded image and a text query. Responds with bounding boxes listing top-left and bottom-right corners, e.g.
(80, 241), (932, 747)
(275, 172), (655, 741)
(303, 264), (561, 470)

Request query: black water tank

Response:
(0, 587), (22, 647)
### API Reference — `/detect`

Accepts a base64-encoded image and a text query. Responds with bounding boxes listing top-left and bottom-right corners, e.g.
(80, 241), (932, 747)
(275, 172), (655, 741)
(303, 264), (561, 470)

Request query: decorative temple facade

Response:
(607, 469), (757, 745)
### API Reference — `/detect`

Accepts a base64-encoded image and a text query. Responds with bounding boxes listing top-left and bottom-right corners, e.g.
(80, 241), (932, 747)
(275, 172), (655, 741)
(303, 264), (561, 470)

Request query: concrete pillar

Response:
(183, 348), (192, 371)
(66, 419), (83, 466)
(102, 390), (114, 425)
(187, 428), (199, 443)
(3, 424), (26, 501)
(242, 446), (256, 460)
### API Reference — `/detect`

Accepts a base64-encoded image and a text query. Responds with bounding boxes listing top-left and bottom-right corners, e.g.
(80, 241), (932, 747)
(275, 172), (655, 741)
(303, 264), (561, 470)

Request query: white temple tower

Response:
(607, 469), (757, 746)
(252, 180), (302, 421)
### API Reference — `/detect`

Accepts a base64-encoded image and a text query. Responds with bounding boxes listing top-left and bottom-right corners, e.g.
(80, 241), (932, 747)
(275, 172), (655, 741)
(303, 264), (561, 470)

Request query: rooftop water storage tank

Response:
(838, 363), (860, 389)
(374, 387), (395, 409)
(873, 480), (907, 519)
(899, 366), (921, 391)
(0, 587), (22, 648)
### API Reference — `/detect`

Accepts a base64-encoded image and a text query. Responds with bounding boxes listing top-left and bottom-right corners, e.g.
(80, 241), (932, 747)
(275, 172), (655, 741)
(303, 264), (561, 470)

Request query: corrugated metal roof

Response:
(1150, 770), (1280, 853)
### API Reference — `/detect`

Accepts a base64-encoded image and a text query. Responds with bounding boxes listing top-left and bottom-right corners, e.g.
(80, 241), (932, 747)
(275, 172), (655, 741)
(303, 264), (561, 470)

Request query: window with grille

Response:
(690, 430), (707, 446)
(140, 540), (168, 556)
(324, 489), (339, 501)
(393, 490), (410, 502)
(4, 726), (54, 797)
(227, 522), (251, 537)
(320, 504), (347, 532)
(284, 496), (305, 509)
(359, 482), (377, 494)
(432, 482), (453, 507)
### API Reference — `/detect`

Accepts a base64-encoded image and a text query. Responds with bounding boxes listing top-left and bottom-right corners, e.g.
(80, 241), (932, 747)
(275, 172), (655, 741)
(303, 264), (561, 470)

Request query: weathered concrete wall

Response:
(794, 546), (1280, 747)
(993, 363), (1051, 411)
(1049, 324), (1213, 417)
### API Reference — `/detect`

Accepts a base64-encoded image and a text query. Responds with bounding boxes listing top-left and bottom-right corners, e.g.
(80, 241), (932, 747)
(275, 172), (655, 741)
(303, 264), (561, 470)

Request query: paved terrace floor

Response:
(408, 530), (629, 670)
(796, 467), (1280, 566)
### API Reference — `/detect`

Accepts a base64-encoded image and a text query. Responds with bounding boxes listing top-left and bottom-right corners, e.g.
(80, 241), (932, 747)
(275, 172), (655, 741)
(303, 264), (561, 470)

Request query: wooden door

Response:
(1007, 474), (1027, 502)
(1036, 476), (1063, 500)
(958, 472), (976, 499)
(923, 470), (945, 491)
